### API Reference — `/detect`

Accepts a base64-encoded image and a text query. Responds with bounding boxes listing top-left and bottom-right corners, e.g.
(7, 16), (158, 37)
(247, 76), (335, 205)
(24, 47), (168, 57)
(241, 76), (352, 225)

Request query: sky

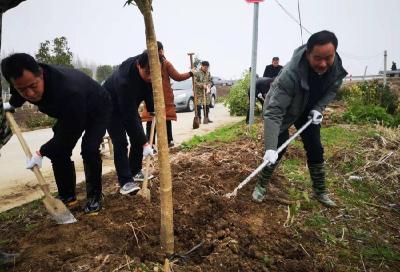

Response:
(2, 0), (399, 79)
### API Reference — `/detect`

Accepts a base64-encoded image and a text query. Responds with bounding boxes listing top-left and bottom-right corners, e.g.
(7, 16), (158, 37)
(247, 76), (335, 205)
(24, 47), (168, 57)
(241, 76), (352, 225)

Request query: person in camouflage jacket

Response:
(194, 61), (212, 122)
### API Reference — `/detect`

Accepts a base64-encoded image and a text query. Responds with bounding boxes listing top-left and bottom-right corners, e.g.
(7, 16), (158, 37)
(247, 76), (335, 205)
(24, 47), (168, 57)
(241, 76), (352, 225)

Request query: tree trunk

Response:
(133, 0), (174, 255)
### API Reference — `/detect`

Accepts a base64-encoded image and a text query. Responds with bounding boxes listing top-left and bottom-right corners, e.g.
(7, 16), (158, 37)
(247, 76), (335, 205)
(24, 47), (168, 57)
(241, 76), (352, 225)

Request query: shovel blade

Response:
(43, 196), (77, 224)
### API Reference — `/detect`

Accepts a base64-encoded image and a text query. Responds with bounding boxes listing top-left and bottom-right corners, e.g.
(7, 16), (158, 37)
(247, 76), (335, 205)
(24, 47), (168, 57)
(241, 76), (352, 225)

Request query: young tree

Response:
(126, 0), (175, 256)
(35, 36), (73, 67)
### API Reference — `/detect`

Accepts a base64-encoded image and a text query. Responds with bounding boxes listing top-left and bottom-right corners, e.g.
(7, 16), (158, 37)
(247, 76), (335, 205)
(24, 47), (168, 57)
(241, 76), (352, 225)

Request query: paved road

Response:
(0, 104), (242, 212)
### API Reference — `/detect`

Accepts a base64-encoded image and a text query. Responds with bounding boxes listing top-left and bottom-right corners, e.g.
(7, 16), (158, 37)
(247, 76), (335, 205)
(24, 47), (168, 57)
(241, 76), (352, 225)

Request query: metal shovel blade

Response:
(43, 196), (77, 224)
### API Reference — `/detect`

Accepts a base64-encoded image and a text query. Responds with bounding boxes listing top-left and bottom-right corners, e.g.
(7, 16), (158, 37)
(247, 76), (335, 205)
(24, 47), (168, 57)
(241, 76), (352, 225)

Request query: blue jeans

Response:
(107, 113), (143, 186)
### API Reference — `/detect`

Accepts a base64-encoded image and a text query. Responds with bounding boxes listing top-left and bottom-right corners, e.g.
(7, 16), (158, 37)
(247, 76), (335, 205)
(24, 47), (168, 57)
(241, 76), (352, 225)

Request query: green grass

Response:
(282, 158), (308, 184)
(181, 121), (255, 150)
(304, 213), (330, 228)
(362, 243), (400, 262)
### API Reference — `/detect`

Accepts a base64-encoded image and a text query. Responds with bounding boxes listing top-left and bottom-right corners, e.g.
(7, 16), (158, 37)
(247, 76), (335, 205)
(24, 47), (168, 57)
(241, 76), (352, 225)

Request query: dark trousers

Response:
(197, 105), (211, 120)
(276, 112), (324, 164)
(107, 113), (143, 186)
(246, 96), (264, 124)
(146, 120), (173, 143)
(47, 112), (110, 199)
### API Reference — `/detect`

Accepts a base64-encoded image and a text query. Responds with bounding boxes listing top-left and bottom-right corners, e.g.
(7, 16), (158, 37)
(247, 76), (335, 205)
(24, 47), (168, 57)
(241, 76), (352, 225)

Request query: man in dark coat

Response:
(252, 30), (347, 207)
(263, 57), (283, 78)
(0, 87), (19, 266)
(246, 77), (274, 124)
(1, 53), (112, 214)
(103, 52), (155, 195)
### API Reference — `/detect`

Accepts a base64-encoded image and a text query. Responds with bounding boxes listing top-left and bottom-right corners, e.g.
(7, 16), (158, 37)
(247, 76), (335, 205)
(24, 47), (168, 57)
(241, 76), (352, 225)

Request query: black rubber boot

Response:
(308, 163), (336, 207)
(206, 106), (213, 123)
(197, 105), (202, 123)
(252, 163), (277, 202)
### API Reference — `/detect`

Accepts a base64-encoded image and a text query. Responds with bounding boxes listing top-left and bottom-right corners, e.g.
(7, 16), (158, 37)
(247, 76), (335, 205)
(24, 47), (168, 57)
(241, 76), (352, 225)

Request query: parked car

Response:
(172, 79), (217, 112)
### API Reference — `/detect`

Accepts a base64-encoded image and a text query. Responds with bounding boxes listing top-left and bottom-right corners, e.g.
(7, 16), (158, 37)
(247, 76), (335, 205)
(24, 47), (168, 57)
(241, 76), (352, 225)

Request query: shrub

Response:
(339, 80), (400, 127)
(25, 115), (56, 129)
(224, 72), (250, 116)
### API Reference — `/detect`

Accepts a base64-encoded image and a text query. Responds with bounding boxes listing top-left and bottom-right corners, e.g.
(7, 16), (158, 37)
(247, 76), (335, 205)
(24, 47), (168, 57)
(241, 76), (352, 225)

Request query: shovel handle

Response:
(5, 112), (51, 195)
(188, 53), (198, 118)
(226, 119), (313, 197)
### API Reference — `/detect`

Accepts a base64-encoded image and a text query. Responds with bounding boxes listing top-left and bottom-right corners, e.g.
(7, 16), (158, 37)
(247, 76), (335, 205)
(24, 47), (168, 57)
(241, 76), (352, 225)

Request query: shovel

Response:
(188, 53), (200, 129)
(202, 87), (210, 124)
(5, 112), (77, 224)
(138, 116), (156, 201)
(225, 119), (313, 198)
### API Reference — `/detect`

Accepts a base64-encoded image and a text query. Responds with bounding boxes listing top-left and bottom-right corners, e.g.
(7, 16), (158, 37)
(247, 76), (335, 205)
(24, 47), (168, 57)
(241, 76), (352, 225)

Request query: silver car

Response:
(172, 79), (217, 112)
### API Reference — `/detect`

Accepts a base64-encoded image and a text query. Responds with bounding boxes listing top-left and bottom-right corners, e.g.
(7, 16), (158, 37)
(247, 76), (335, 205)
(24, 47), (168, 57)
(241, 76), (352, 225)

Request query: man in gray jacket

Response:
(252, 30), (347, 207)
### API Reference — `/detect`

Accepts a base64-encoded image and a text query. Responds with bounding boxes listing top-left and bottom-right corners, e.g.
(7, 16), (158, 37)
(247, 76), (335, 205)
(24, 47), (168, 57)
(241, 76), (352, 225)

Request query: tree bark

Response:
(133, 0), (174, 255)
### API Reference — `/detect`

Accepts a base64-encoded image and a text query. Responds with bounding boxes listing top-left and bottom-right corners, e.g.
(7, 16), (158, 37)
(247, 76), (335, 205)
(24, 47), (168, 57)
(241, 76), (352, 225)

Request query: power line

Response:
(273, 0), (382, 61)
(273, 0), (312, 35)
(297, 0), (304, 45)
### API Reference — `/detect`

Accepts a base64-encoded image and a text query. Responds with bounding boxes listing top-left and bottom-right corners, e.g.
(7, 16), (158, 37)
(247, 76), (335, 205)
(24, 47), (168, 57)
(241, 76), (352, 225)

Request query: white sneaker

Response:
(134, 170), (154, 181)
(119, 181), (140, 195)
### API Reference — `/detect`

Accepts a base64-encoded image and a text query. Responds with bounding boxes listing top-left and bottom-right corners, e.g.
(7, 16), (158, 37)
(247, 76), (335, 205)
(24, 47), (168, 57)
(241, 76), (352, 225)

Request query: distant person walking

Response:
(263, 57), (283, 78)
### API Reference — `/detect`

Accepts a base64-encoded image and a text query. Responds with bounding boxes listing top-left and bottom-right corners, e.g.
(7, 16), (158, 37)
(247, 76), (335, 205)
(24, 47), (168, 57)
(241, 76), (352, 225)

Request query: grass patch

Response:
(282, 158), (308, 184)
(362, 243), (400, 262)
(304, 213), (330, 228)
(181, 121), (255, 150)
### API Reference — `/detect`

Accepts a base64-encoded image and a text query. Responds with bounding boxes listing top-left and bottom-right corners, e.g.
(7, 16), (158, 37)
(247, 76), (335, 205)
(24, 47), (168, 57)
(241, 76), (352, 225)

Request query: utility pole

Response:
(246, 0), (264, 125)
(383, 50), (387, 87)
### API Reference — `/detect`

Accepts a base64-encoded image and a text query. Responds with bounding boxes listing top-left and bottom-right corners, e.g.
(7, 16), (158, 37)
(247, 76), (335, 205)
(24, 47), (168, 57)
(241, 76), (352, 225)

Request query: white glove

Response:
(257, 93), (263, 99)
(263, 149), (278, 164)
(143, 143), (154, 157)
(3, 102), (15, 112)
(309, 110), (323, 125)
(26, 151), (43, 169)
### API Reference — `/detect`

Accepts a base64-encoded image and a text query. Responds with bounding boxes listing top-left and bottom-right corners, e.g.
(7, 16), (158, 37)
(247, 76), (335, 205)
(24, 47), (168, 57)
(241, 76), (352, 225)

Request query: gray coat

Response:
(263, 45), (347, 150)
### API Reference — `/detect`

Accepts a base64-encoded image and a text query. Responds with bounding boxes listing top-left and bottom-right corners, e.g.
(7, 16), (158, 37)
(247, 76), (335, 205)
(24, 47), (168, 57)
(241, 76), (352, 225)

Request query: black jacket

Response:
(103, 55), (154, 145)
(248, 77), (274, 98)
(9, 64), (111, 157)
(263, 64), (283, 78)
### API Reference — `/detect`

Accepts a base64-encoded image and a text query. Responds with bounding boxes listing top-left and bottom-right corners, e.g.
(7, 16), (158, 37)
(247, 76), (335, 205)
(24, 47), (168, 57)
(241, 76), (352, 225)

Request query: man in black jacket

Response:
(263, 57), (283, 78)
(246, 77), (274, 124)
(103, 52), (155, 195)
(1, 53), (112, 214)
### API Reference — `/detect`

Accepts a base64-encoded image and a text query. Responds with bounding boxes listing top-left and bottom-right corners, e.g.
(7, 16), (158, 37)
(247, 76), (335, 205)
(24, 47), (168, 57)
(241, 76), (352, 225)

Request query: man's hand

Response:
(308, 110), (323, 125)
(26, 151), (43, 169)
(143, 143), (154, 157)
(190, 68), (196, 76)
(263, 149), (278, 164)
(3, 102), (15, 112)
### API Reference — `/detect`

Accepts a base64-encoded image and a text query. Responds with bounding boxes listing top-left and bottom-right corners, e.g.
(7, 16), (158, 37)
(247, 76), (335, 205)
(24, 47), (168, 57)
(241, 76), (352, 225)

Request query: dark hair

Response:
(137, 52), (150, 68)
(157, 41), (163, 51)
(306, 30), (338, 52)
(1, 53), (41, 82)
(201, 61), (209, 67)
(272, 57), (279, 61)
